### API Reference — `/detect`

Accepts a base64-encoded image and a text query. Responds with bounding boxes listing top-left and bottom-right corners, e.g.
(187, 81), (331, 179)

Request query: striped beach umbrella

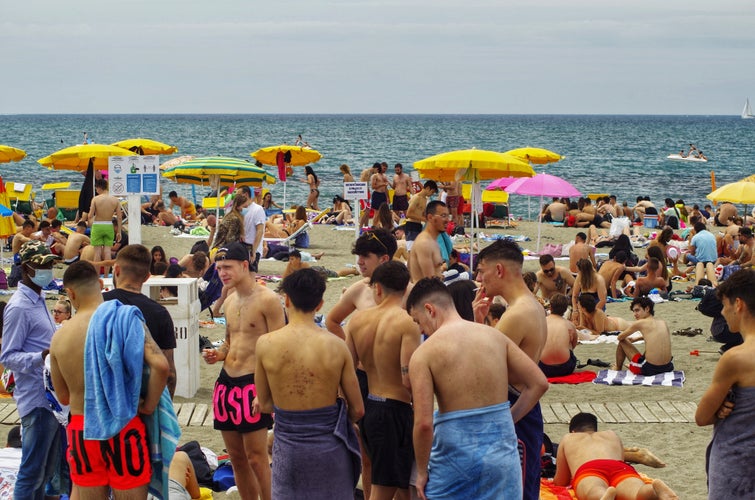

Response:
(162, 156), (275, 188)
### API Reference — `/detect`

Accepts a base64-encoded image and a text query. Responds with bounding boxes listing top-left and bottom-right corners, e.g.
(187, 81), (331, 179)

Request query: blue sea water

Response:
(1, 114), (753, 217)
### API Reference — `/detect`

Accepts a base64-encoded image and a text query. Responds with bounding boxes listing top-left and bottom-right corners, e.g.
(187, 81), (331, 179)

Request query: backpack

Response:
(199, 263), (223, 314)
(0, 268), (7, 290)
(177, 441), (215, 488)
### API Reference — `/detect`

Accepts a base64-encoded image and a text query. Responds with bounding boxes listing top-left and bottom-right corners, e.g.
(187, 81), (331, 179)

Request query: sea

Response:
(1, 114), (754, 218)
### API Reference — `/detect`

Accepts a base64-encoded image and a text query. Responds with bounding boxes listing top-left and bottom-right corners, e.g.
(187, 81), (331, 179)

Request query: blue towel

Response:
(83, 300), (145, 440)
(437, 232), (454, 266)
(426, 402), (521, 499)
(142, 383), (181, 500)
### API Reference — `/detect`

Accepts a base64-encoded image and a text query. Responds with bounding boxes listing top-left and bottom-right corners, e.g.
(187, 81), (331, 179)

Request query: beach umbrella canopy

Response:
(413, 149), (535, 182)
(160, 155), (196, 171)
(740, 174), (755, 183)
(504, 147), (563, 165)
(486, 176), (523, 191)
(706, 181), (755, 204)
(112, 138), (178, 155)
(162, 156), (275, 187)
(251, 145), (322, 167)
(39, 143), (136, 171)
(506, 173), (582, 252)
(0, 177), (17, 242)
(0, 145), (26, 163)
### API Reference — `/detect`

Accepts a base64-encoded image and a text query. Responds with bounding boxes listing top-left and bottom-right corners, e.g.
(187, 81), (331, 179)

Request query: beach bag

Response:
(178, 440), (215, 488)
(540, 243), (562, 257)
(199, 263), (223, 313)
(0, 268), (7, 290)
(8, 264), (21, 288)
(609, 217), (630, 238)
(212, 462), (236, 492)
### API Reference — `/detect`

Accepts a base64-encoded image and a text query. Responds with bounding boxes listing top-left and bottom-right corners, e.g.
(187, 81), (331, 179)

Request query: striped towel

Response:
(593, 369), (685, 387)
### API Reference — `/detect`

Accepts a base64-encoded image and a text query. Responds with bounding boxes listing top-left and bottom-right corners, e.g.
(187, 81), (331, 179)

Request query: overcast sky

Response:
(3, 1), (754, 115)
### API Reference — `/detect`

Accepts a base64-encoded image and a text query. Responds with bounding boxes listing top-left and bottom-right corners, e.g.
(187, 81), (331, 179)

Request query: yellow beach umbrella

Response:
(504, 147), (563, 165)
(740, 174), (755, 183)
(0, 145), (26, 163)
(414, 149), (535, 267)
(707, 181), (755, 204)
(251, 145), (322, 167)
(39, 143), (136, 171)
(0, 177), (17, 248)
(112, 138), (178, 155)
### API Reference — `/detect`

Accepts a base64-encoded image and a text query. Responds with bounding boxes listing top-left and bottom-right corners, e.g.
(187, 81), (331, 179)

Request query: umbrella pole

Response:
(536, 194), (544, 253)
(470, 182), (477, 271)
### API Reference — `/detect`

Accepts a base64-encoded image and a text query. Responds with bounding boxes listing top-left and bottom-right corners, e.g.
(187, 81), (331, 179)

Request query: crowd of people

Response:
(5, 168), (755, 499)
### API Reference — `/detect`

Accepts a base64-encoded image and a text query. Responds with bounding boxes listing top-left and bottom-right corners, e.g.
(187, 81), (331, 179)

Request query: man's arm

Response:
(162, 348), (176, 398)
(49, 336), (70, 406)
(338, 342), (365, 423)
(506, 340), (548, 423)
(0, 308), (45, 374)
(254, 338), (273, 415)
(399, 317), (421, 391)
(325, 288), (358, 340)
(88, 197), (97, 223)
(413, 240), (439, 279)
(696, 352), (740, 426)
(263, 291), (286, 332)
(409, 351), (434, 500)
(115, 199), (122, 240)
(617, 321), (643, 342)
(140, 332), (170, 415)
(343, 317), (361, 368)
(253, 223), (264, 255)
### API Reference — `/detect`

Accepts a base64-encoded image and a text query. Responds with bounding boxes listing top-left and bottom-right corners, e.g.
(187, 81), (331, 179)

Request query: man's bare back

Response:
(90, 193), (121, 223)
(408, 232), (442, 282)
(541, 315), (577, 365)
(496, 293), (547, 365)
(570, 242), (595, 273)
(49, 307), (94, 415)
(622, 317), (672, 366)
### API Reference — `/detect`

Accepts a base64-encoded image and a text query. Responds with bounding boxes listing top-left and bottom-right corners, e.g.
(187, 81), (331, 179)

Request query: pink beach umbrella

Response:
(485, 176), (521, 191)
(505, 173), (582, 252)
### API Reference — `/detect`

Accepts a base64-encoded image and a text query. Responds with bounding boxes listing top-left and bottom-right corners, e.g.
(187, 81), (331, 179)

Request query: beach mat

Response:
(547, 371), (597, 384)
(593, 369), (685, 387)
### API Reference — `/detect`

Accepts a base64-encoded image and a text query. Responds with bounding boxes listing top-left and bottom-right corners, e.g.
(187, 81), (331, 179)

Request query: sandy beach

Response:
(2, 220), (716, 498)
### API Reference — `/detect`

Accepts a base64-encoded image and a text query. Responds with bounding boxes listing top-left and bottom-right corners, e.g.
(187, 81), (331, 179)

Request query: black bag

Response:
(8, 264), (21, 288)
(177, 440), (214, 488)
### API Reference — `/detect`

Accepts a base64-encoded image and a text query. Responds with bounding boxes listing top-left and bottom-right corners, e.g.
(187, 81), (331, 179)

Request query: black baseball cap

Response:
(214, 242), (249, 262)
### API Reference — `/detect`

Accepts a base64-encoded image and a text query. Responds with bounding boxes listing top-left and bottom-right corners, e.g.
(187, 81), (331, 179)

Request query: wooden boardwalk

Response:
(0, 400), (699, 427)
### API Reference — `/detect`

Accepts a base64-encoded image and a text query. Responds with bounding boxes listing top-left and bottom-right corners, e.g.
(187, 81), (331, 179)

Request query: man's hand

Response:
(415, 470), (428, 500)
(202, 348), (219, 364)
(472, 287), (490, 324)
(252, 396), (260, 416)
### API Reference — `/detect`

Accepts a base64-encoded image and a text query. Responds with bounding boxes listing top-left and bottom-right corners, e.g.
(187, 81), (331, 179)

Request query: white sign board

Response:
(344, 182), (369, 200)
(108, 155), (161, 195)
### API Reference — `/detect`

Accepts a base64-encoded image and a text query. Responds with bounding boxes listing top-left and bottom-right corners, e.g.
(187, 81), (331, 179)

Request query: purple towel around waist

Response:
(272, 398), (361, 500)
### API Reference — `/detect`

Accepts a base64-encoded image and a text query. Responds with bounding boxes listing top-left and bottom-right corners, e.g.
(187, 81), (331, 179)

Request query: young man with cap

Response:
(202, 242), (286, 500)
(0, 240), (63, 499)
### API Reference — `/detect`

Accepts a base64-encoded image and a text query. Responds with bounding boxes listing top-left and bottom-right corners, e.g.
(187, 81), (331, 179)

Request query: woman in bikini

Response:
(303, 166), (320, 210)
(572, 258), (607, 324)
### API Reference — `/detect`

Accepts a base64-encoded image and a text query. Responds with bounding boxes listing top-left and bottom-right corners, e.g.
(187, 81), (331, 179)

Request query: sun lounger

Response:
(264, 221), (313, 248)
(6, 182), (34, 215)
(54, 190), (80, 221)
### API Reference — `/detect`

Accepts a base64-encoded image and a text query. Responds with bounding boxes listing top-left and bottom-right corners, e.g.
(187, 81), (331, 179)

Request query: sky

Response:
(2, 0), (755, 115)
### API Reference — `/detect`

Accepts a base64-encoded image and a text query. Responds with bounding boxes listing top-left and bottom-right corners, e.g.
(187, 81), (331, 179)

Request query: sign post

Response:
(109, 155), (161, 245)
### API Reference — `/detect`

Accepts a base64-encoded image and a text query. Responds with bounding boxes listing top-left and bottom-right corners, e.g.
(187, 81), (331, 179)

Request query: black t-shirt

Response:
(103, 289), (177, 350)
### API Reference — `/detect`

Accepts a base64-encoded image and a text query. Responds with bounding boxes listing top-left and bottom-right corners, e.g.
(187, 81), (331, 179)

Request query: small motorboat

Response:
(667, 154), (708, 163)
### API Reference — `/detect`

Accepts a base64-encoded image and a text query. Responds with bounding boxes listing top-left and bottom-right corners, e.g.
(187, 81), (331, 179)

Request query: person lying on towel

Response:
(614, 297), (674, 375)
(554, 412), (678, 500)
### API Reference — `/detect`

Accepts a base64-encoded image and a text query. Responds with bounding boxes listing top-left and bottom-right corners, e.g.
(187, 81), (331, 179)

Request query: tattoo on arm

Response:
(217, 342), (229, 357)
(401, 366), (409, 376)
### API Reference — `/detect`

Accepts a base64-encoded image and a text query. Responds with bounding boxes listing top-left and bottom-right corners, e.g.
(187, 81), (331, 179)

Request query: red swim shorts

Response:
(572, 459), (641, 491)
(66, 414), (151, 489)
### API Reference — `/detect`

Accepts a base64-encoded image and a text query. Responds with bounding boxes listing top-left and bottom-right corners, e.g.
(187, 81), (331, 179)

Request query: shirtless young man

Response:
(537, 254), (575, 301)
(615, 297), (673, 374)
(202, 242), (286, 500)
(543, 198), (567, 223)
(392, 163), (412, 219)
(539, 294), (578, 378)
(88, 178), (122, 273)
(169, 190), (197, 220)
(633, 258), (667, 297)
(569, 232), (596, 274)
(255, 269), (364, 499)
(404, 181), (438, 251)
(408, 278), (548, 499)
(62, 229), (90, 265)
(598, 251), (628, 298)
(370, 163), (391, 218)
(443, 181), (463, 229)
(346, 262), (421, 500)
(474, 239), (548, 500)
(155, 200), (179, 226)
(555, 413), (677, 500)
(408, 200), (447, 282)
(49, 261), (169, 498)
(11, 220), (35, 256)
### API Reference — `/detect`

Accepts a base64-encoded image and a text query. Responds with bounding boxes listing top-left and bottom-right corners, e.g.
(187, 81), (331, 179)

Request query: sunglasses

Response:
(365, 231), (388, 253)
(543, 267), (556, 274)
(52, 309), (67, 314)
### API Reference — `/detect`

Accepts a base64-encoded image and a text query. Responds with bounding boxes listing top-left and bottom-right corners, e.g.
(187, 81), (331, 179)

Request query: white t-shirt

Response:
(243, 202), (266, 255)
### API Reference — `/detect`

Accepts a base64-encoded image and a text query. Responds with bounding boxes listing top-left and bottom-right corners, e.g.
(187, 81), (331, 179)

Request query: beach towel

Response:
(539, 475), (654, 500)
(83, 300), (145, 439)
(272, 399), (361, 500)
(547, 371), (598, 384)
(593, 369), (685, 387)
(142, 381), (181, 500)
(426, 402), (521, 500)
(708, 386), (755, 498)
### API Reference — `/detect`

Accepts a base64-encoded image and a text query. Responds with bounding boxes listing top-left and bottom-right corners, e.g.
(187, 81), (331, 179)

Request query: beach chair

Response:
(6, 182), (34, 215)
(55, 190), (80, 221)
(264, 221), (313, 249)
(202, 195), (229, 217)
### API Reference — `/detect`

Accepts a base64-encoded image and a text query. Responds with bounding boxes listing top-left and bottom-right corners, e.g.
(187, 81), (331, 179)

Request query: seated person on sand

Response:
(62, 227), (91, 265)
(282, 249), (359, 280)
(177, 251), (210, 279)
(542, 198), (567, 223)
(632, 196), (657, 222)
(632, 258), (667, 298)
(168, 190), (197, 220)
(717, 227), (754, 269)
(392, 225), (409, 262)
(572, 258), (607, 321)
(324, 195), (353, 225)
(615, 297), (673, 375)
(716, 216), (744, 261)
(713, 202), (738, 227)
(141, 193), (162, 224)
(265, 206), (308, 238)
(524, 271), (548, 309)
(538, 254), (575, 301)
(11, 220), (36, 257)
(569, 232), (597, 273)
(48, 220), (68, 255)
(576, 198), (611, 229)
(598, 251), (630, 298)
(554, 412), (678, 500)
(154, 200), (179, 226)
(539, 294), (578, 378)
(576, 294), (630, 337)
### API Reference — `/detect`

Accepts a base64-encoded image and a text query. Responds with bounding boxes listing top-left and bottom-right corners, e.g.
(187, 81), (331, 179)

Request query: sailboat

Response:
(743, 98), (754, 119)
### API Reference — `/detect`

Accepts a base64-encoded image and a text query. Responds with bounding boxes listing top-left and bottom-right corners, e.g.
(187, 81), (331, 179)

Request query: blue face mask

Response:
(30, 268), (54, 289)
(241, 207), (250, 216)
